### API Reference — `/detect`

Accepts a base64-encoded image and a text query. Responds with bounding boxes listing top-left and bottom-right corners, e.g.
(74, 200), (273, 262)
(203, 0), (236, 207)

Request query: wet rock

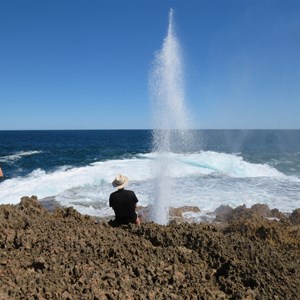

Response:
(169, 206), (200, 217)
(270, 208), (287, 220)
(214, 205), (234, 222)
(214, 203), (289, 224)
(250, 203), (272, 218)
(290, 208), (300, 225)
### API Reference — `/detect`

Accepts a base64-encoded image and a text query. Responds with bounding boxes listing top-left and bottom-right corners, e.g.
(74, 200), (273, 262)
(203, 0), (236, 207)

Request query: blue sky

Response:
(0, 0), (299, 130)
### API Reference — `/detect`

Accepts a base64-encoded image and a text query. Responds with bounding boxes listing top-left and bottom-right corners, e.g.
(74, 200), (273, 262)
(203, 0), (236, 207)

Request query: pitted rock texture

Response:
(0, 196), (299, 299)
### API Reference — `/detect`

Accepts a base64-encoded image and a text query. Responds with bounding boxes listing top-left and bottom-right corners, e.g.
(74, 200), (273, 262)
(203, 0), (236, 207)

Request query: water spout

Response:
(150, 9), (192, 224)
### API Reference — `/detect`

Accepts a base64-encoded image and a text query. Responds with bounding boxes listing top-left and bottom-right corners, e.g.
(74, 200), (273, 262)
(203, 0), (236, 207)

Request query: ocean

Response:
(0, 130), (299, 221)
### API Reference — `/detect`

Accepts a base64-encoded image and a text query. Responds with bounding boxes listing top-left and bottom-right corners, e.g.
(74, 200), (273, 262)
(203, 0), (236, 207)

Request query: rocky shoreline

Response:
(0, 196), (299, 299)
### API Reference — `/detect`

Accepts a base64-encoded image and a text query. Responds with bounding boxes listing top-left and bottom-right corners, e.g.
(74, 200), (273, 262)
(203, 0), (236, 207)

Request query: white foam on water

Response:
(0, 152), (299, 217)
(0, 156), (152, 204)
(140, 151), (286, 178)
(0, 150), (42, 163)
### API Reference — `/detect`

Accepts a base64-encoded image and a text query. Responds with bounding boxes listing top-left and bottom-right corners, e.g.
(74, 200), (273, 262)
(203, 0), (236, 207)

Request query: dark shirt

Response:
(109, 189), (138, 224)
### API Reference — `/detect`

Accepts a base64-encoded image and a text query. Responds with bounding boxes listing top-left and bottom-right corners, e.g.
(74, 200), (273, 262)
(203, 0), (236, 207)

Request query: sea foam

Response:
(1, 151), (298, 219)
(0, 150), (42, 163)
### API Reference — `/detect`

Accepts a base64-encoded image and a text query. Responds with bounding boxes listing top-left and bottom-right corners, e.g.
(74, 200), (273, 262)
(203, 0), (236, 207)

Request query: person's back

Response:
(109, 174), (140, 226)
(109, 188), (138, 224)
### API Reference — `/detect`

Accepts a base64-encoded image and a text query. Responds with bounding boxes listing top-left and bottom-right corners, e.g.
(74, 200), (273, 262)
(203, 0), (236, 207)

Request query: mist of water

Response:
(149, 9), (192, 224)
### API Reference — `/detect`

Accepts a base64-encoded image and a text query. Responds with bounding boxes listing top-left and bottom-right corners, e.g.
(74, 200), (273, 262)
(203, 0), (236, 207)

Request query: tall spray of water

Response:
(150, 9), (192, 224)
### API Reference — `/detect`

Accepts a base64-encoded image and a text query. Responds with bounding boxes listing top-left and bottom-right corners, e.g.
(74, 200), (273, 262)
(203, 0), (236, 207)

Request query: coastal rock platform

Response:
(0, 196), (299, 299)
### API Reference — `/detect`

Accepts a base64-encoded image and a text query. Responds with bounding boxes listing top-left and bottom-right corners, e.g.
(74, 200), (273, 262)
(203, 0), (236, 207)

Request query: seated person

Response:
(109, 174), (141, 226)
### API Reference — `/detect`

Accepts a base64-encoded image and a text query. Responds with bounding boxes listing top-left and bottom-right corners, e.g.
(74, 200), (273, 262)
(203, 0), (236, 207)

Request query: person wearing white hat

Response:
(109, 174), (141, 226)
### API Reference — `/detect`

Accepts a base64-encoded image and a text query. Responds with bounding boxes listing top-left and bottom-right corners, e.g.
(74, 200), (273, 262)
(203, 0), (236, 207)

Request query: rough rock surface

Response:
(0, 196), (299, 299)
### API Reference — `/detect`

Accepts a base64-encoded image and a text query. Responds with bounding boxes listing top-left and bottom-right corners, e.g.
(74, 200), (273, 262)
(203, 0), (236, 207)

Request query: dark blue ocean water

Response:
(0, 130), (152, 178)
(1, 130), (299, 178)
(0, 130), (299, 217)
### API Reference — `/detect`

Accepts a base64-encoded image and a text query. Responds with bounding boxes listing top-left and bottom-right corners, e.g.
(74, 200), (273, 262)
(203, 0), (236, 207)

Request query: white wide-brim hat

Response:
(112, 174), (128, 189)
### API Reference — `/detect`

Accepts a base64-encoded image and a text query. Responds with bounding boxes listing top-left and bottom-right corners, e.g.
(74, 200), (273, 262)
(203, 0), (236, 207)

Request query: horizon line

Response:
(0, 128), (299, 131)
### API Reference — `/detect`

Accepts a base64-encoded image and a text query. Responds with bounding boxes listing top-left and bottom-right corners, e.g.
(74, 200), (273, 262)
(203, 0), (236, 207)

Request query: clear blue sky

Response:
(0, 0), (299, 130)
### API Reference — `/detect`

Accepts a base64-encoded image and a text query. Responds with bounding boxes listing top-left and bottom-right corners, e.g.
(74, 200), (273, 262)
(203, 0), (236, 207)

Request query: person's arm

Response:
(0, 167), (3, 177)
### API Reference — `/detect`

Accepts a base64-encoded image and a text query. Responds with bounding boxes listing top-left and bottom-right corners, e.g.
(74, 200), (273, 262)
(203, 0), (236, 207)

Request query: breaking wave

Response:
(0, 151), (299, 217)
